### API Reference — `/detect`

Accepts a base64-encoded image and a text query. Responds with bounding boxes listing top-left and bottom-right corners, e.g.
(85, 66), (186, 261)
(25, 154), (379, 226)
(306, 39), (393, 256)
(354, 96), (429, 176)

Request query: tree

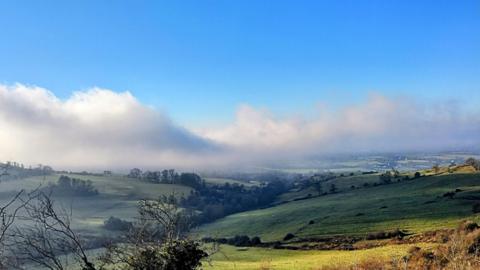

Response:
(329, 183), (337, 193)
(128, 168), (142, 178)
(54, 175), (98, 196)
(178, 173), (203, 189)
(0, 164), (37, 268)
(313, 181), (323, 195)
(466, 158), (480, 171)
(101, 194), (209, 270)
(379, 171), (392, 184)
(14, 193), (97, 270)
(433, 164), (440, 174)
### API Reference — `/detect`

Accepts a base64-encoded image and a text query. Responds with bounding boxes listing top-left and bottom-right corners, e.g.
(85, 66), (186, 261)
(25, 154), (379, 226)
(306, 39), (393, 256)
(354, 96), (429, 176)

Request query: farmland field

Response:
(0, 173), (192, 237)
(197, 171), (480, 241)
(204, 243), (435, 270)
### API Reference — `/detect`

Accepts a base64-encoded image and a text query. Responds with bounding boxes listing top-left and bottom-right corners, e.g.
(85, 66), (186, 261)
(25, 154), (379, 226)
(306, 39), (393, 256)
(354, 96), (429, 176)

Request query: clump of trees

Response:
(128, 168), (206, 189)
(0, 162), (54, 181)
(47, 175), (99, 196)
(203, 235), (262, 247)
(379, 169), (400, 184)
(181, 180), (288, 224)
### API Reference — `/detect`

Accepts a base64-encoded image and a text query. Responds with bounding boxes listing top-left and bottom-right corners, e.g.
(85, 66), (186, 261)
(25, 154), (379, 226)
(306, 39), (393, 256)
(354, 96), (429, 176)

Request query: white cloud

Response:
(0, 84), (478, 170)
(0, 84), (219, 170)
(199, 94), (480, 158)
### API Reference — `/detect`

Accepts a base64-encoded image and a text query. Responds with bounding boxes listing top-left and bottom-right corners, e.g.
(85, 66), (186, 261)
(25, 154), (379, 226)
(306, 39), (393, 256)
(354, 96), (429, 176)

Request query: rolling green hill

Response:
(196, 171), (480, 241)
(0, 173), (192, 237)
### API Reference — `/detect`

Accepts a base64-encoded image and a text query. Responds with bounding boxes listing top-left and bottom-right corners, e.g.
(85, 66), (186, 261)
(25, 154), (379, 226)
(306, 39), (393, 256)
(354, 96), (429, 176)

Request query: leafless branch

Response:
(14, 192), (97, 270)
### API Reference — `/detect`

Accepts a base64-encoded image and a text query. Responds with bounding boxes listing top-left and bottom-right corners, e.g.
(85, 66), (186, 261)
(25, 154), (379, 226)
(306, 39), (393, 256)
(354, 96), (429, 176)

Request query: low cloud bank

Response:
(0, 84), (478, 170)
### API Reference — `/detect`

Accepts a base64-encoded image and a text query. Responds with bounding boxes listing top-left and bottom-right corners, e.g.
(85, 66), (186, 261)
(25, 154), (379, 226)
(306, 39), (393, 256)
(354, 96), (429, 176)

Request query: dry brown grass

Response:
(316, 220), (480, 270)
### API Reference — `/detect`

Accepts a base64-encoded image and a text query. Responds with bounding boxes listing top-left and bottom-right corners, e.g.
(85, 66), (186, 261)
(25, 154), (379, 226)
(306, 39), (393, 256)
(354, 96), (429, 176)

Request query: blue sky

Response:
(0, 0), (479, 125)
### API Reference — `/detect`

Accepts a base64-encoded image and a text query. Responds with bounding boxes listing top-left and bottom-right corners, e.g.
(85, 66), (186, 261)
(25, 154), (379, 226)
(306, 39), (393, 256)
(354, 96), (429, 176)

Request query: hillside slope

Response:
(196, 171), (480, 241)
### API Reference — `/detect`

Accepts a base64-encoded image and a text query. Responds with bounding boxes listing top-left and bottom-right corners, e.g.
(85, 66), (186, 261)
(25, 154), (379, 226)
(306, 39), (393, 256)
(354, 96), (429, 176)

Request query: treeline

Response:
(181, 180), (288, 224)
(0, 162), (53, 180)
(127, 168), (206, 189)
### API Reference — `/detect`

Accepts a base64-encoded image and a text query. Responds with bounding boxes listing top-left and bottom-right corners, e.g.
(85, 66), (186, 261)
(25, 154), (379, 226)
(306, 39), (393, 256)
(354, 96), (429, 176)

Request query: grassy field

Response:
(196, 171), (480, 241)
(6, 166), (480, 269)
(275, 173), (380, 203)
(204, 243), (434, 270)
(0, 173), (192, 237)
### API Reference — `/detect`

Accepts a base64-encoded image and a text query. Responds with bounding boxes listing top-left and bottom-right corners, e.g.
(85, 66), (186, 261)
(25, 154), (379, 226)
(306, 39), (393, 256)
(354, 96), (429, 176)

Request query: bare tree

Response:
(137, 194), (192, 243)
(0, 162), (44, 269)
(14, 192), (97, 270)
(101, 194), (208, 270)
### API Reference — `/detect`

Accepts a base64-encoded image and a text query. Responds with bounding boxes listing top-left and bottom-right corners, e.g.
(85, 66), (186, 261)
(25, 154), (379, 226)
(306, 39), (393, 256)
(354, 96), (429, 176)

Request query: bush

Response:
(283, 233), (295, 241)
(459, 220), (479, 233)
(250, 236), (262, 246)
(366, 229), (405, 240)
(443, 191), (455, 199)
(228, 235), (251, 246)
(126, 239), (207, 270)
(161, 239), (208, 270)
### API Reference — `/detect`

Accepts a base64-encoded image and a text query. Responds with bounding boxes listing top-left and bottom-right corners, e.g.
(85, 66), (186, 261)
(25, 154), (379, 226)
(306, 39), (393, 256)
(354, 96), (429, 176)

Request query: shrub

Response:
(161, 239), (208, 270)
(250, 236), (262, 246)
(366, 229), (405, 240)
(228, 235), (251, 246)
(126, 239), (207, 270)
(443, 191), (455, 199)
(283, 233), (295, 241)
